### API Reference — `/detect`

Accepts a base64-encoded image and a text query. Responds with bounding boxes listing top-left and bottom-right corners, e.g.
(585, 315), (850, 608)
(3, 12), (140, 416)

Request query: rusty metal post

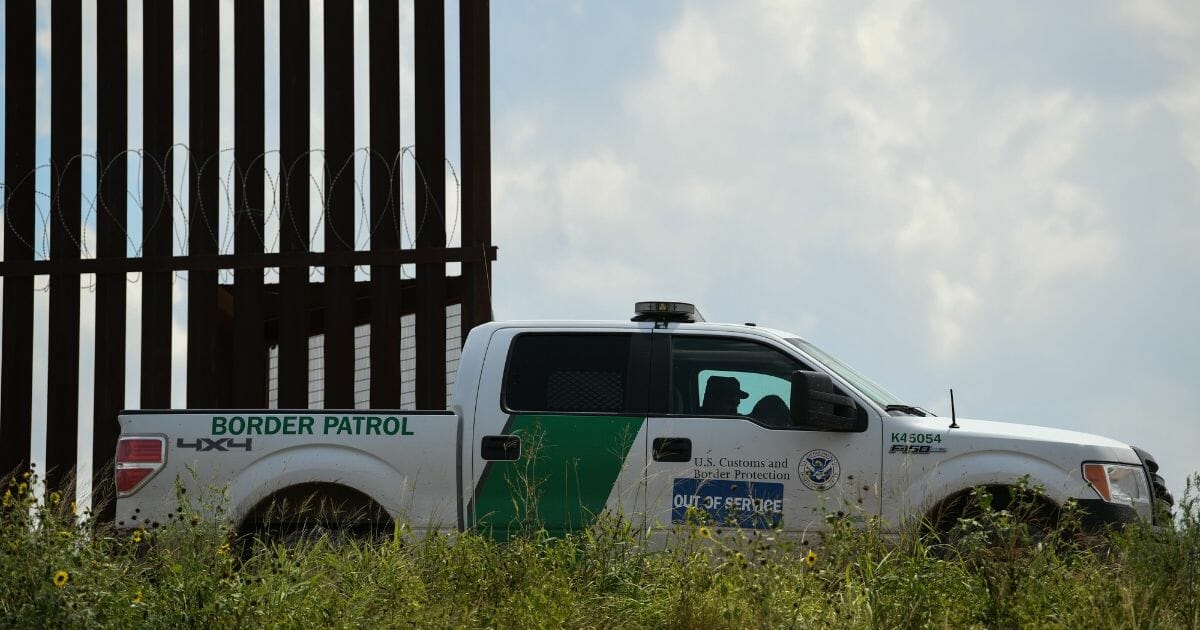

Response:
(140, 0), (174, 410)
(94, 0), (129, 518)
(1, 0), (37, 476)
(278, 0), (311, 407)
(369, 0), (402, 408)
(323, 0), (355, 408)
(234, 0), (267, 407)
(460, 0), (493, 338)
(414, 0), (447, 409)
(187, 0), (220, 407)
(46, 0), (83, 494)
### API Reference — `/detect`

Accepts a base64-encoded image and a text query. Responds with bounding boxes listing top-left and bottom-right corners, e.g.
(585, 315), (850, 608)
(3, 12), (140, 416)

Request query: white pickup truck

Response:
(114, 301), (1172, 539)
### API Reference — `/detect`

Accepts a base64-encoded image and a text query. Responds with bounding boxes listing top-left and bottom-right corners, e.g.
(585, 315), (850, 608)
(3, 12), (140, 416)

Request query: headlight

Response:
(1082, 462), (1152, 517)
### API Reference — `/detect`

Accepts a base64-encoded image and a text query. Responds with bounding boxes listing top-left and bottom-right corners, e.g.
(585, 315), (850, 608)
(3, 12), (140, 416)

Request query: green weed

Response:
(1, 470), (1197, 629)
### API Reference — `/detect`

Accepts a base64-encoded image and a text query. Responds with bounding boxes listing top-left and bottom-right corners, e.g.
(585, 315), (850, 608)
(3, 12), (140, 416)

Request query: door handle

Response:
(653, 437), (691, 462)
(481, 435), (521, 461)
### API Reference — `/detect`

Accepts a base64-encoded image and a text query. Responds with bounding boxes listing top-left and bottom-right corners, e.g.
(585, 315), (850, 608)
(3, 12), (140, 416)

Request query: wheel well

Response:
(924, 484), (1061, 535)
(237, 482), (392, 537)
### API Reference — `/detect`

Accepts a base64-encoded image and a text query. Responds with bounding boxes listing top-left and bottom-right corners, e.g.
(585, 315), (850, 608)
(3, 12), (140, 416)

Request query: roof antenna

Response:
(948, 388), (960, 429)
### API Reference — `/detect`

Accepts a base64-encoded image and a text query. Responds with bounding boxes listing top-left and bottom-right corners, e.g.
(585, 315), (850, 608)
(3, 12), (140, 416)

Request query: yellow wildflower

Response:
(70, 502), (77, 516)
(132, 589), (143, 605)
(17, 483), (27, 495)
(698, 526), (711, 539)
(805, 549), (817, 568)
(22, 471), (31, 480)
(131, 529), (143, 544)
(734, 551), (746, 566)
(49, 491), (61, 505)
(57, 531), (71, 541)
(52, 570), (69, 588)
(219, 542), (231, 555)
(2, 489), (11, 507)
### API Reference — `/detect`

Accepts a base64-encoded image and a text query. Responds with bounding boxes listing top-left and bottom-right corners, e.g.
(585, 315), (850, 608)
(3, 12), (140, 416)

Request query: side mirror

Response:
(790, 370), (857, 431)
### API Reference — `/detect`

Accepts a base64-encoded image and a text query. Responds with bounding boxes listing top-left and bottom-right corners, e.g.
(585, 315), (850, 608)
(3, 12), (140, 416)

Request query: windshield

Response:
(785, 338), (903, 409)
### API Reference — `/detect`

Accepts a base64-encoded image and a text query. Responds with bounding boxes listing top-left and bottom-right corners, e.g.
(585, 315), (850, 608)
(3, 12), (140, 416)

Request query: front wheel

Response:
(925, 484), (1064, 559)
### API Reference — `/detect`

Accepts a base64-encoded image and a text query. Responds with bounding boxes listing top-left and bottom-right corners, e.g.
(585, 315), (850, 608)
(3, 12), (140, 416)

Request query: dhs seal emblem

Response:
(799, 449), (840, 491)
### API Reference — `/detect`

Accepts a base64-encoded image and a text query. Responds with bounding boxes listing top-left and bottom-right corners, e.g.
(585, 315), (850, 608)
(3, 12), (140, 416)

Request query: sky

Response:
(485, 0), (1200, 504)
(1, 0), (1199, 507)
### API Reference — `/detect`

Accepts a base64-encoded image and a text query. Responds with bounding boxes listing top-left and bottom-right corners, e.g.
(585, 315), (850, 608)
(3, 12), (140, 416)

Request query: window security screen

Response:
(504, 334), (632, 413)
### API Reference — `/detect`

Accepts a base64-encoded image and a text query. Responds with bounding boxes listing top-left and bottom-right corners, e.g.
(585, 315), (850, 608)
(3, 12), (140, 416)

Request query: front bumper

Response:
(1075, 498), (1140, 532)
(1131, 446), (1174, 526)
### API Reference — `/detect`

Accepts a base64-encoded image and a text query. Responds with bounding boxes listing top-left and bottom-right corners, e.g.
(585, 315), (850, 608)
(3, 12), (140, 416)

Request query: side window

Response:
(671, 336), (808, 427)
(504, 334), (634, 414)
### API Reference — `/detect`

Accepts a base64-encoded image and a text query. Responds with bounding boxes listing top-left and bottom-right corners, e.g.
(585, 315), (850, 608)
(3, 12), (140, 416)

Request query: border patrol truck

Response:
(114, 302), (1173, 538)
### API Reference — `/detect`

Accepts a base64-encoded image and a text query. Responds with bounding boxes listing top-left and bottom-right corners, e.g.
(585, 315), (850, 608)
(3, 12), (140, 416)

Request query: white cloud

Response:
(81, 0), (98, 148)
(1115, 0), (1200, 39)
(535, 258), (655, 312)
(626, 9), (731, 128)
(30, 289), (49, 475)
(35, 17), (51, 58)
(657, 10), (728, 92)
(894, 176), (967, 251)
(556, 151), (637, 243)
(927, 271), (979, 360)
(1161, 77), (1200, 203)
(1111, 2), (1200, 205)
(1017, 94), (1096, 181)
(755, 0), (821, 73)
(171, 275), (188, 407)
(852, 0), (921, 79)
(36, 2), (50, 138)
(1011, 183), (1119, 290)
(670, 176), (731, 218)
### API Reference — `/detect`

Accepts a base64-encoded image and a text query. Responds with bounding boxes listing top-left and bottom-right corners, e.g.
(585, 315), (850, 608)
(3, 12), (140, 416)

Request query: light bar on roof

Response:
(632, 301), (705, 323)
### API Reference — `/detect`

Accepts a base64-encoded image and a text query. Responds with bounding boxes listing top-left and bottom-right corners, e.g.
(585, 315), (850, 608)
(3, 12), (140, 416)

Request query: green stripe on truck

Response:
(472, 414), (643, 538)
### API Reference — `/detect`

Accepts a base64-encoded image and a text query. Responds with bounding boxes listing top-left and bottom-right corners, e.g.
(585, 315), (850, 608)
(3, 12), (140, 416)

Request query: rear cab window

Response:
(503, 333), (646, 414)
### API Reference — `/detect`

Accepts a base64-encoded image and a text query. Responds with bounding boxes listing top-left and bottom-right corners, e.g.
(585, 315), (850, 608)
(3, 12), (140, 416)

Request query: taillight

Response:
(117, 438), (163, 463)
(115, 436), (166, 495)
(115, 468), (154, 493)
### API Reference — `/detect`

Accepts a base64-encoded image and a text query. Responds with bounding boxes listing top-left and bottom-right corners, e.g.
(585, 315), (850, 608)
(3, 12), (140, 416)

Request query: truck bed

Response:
(115, 409), (463, 533)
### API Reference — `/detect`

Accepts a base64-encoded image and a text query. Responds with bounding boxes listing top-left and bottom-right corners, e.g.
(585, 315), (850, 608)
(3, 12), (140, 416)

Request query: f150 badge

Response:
(799, 449), (839, 491)
(889, 444), (947, 454)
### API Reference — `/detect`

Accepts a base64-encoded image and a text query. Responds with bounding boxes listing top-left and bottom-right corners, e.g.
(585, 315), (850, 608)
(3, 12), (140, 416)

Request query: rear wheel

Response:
(237, 483), (393, 547)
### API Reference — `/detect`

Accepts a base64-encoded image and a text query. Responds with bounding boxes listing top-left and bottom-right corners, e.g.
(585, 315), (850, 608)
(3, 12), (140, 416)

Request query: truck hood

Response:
(919, 415), (1138, 463)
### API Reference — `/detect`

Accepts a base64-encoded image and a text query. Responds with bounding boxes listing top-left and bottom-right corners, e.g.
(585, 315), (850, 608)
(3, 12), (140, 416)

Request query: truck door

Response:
(643, 330), (883, 536)
(468, 327), (652, 538)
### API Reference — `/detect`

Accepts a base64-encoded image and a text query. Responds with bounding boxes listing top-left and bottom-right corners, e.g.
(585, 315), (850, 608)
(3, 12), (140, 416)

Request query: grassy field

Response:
(2, 473), (1197, 629)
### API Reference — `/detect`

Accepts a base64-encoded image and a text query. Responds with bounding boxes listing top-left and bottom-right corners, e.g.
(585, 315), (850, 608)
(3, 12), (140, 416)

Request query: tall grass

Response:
(2, 471), (1197, 629)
